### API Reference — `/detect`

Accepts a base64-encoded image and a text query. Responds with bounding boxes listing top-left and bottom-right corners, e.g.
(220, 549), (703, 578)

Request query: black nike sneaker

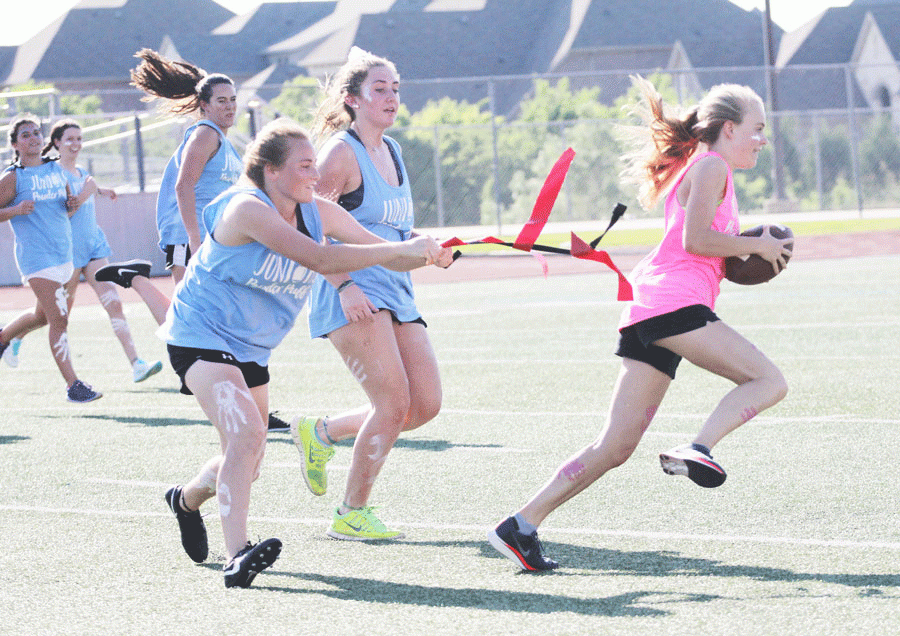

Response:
(164, 485), (208, 563)
(223, 538), (282, 588)
(487, 516), (558, 571)
(94, 259), (152, 288)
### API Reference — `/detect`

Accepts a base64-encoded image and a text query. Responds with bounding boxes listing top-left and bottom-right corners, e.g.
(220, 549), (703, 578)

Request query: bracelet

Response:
(336, 279), (356, 293)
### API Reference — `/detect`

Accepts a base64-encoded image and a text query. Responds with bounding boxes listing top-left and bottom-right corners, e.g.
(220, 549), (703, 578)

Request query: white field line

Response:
(2, 503), (900, 551)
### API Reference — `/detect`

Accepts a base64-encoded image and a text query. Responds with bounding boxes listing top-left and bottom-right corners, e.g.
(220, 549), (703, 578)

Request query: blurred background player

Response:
(100, 50), (288, 429)
(0, 115), (101, 402)
(1, 119), (162, 382)
(129, 48), (241, 284)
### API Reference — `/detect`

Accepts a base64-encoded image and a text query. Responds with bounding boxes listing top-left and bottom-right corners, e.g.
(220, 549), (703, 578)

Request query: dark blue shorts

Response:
(167, 344), (269, 395)
(615, 304), (719, 379)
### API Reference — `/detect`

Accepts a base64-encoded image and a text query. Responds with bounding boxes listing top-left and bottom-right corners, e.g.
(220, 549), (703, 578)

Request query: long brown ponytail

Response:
(620, 76), (763, 209)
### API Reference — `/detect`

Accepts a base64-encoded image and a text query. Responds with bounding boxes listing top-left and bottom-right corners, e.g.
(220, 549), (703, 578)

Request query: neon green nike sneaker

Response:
(326, 506), (405, 541)
(290, 416), (334, 496)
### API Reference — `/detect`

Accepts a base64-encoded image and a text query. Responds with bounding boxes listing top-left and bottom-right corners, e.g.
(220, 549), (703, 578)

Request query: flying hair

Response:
(130, 48), (233, 116)
(619, 75), (763, 209)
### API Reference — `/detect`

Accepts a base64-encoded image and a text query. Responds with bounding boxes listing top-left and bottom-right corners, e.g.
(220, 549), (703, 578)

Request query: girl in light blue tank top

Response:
(0, 116), (101, 403)
(4, 159), (71, 277)
(65, 165), (111, 268)
(150, 118), (444, 587)
(131, 48), (241, 284)
(160, 187), (322, 366)
(156, 119), (242, 251)
(12, 119), (161, 383)
(299, 51), (450, 540)
(307, 130), (417, 337)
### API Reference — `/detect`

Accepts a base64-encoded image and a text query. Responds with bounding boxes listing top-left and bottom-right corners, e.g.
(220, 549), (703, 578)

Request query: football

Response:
(724, 224), (794, 285)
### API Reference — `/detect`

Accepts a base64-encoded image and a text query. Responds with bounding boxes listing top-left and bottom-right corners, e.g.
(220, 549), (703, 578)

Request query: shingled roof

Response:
(344, 0), (560, 112)
(10, 0), (235, 85)
(6, 0), (891, 119)
(770, 1), (900, 109)
(213, 1), (338, 66)
(778, 2), (900, 66)
(333, 0), (774, 113)
(572, 0), (769, 66)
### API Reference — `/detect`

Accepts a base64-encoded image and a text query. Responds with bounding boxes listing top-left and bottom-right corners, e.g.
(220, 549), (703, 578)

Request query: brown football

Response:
(724, 224), (794, 285)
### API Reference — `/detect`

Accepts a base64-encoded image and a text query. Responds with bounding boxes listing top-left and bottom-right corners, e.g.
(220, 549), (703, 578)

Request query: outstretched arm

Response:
(215, 194), (442, 276)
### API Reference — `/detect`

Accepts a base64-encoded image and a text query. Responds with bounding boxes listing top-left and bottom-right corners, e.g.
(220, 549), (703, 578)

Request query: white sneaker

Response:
(659, 443), (727, 488)
(133, 358), (163, 382)
(2, 338), (21, 368)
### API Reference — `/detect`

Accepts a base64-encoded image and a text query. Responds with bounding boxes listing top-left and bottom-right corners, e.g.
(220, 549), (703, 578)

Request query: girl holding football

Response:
(488, 77), (793, 571)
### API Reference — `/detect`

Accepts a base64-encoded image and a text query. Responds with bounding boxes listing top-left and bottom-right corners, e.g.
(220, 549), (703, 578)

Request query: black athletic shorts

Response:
(167, 344), (269, 395)
(615, 304), (719, 379)
(164, 244), (192, 270)
(320, 310), (426, 339)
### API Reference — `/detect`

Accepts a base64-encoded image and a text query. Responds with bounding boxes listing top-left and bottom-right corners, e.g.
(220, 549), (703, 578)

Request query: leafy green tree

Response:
(1, 80), (101, 117)
(803, 122), (852, 199)
(268, 75), (321, 128)
(394, 97), (496, 227)
(495, 78), (627, 225)
(860, 114), (900, 190)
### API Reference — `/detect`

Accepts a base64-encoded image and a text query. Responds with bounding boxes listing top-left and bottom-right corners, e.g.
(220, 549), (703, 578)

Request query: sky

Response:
(0, 0), (855, 47)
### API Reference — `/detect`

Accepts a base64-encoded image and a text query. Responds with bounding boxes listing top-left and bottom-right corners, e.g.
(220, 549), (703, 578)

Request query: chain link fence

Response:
(2, 63), (897, 236)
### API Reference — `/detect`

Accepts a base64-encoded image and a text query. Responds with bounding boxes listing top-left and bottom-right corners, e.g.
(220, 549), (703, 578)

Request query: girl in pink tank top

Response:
(487, 77), (794, 572)
(620, 150), (740, 328)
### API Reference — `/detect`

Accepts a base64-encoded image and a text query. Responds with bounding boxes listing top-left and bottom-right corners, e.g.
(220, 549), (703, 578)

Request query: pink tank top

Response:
(618, 151), (740, 330)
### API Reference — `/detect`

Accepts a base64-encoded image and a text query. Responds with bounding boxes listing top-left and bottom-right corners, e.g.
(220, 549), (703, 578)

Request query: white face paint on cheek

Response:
(750, 134), (763, 142)
(218, 481), (231, 517)
(361, 85), (373, 103)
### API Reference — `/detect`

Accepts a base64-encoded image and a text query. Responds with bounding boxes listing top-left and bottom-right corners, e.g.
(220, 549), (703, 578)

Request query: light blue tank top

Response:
(307, 131), (418, 338)
(159, 187), (322, 366)
(6, 160), (73, 276)
(66, 166), (110, 268)
(155, 119), (242, 250)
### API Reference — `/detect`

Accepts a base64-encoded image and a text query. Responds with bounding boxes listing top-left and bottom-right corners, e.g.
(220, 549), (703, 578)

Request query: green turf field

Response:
(1, 253), (898, 635)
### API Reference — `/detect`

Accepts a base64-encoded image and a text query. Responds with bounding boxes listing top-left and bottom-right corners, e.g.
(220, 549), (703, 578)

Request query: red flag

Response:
(513, 148), (575, 251)
(570, 233), (633, 301)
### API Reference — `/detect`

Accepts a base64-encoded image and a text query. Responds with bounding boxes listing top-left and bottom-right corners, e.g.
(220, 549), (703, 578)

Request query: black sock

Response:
(691, 443), (712, 457)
